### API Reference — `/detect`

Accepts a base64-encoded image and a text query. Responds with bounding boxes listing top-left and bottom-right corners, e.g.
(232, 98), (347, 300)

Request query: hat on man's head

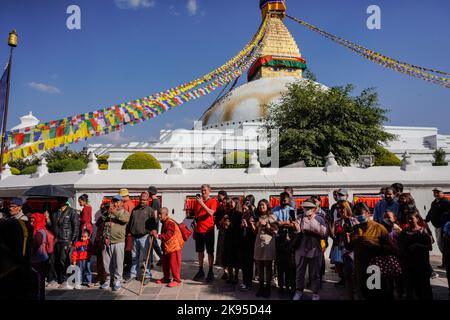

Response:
(148, 186), (158, 195)
(10, 198), (24, 206)
(432, 187), (444, 192)
(119, 189), (129, 197)
(301, 199), (318, 209)
(338, 188), (348, 195)
(112, 195), (123, 202)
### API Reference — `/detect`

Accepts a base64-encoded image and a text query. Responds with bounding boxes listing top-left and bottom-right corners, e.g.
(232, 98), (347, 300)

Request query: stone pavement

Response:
(46, 256), (449, 301)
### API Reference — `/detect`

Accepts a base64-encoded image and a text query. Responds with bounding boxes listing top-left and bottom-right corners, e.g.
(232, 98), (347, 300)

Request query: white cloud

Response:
(165, 122), (175, 129)
(187, 0), (198, 16)
(28, 82), (61, 94)
(169, 5), (181, 16)
(115, 0), (156, 9)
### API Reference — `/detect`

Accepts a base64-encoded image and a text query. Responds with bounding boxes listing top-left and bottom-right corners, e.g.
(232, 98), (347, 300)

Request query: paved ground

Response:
(46, 256), (449, 300)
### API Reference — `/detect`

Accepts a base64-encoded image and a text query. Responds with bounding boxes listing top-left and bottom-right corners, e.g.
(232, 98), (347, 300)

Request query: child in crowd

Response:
(71, 230), (93, 289)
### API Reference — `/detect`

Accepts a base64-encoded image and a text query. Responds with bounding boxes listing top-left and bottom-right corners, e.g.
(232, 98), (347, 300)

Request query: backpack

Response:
(43, 229), (55, 254)
(178, 222), (193, 241)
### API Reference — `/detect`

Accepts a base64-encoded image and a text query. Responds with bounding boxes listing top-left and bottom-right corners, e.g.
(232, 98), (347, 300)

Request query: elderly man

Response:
(152, 207), (184, 288)
(128, 192), (156, 284)
(426, 187), (450, 268)
(8, 198), (28, 221)
(100, 195), (130, 291)
(293, 200), (327, 301)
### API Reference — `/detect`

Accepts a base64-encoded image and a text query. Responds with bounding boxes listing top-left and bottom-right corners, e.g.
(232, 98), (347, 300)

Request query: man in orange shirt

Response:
(193, 184), (218, 282)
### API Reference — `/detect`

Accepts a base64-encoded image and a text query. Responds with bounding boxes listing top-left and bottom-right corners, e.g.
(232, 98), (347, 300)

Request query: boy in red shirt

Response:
(193, 184), (218, 282)
(71, 230), (92, 289)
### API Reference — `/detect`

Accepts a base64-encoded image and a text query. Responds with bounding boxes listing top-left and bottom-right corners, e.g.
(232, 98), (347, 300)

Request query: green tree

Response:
(121, 152), (161, 170)
(221, 151), (250, 168)
(433, 148), (448, 166)
(44, 147), (89, 173)
(374, 147), (401, 166)
(265, 81), (395, 167)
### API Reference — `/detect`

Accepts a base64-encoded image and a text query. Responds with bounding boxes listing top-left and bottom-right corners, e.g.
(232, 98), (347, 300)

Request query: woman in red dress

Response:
(78, 194), (93, 237)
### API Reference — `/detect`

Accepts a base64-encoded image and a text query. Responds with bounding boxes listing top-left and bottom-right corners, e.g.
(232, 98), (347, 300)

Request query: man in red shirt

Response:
(193, 184), (218, 282)
(120, 188), (135, 282)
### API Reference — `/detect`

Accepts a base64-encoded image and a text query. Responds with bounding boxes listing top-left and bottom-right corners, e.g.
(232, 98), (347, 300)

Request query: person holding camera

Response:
(192, 185), (219, 282)
(292, 200), (327, 301)
(100, 195), (130, 291)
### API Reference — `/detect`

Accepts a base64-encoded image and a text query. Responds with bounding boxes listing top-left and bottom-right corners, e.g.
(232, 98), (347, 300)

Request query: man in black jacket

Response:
(48, 197), (80, 288)
(426, 187), (450, 268)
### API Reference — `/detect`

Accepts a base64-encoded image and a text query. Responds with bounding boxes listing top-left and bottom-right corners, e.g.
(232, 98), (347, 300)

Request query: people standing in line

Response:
(373, 187), (399, 223)
(127, 192), (156, 285)
(254, 199), (278, 298)
(192, 184), (218, 282)
(239, 199), (257, 291)
(148, 186), (163, 267)
(71, 229), (93, 289)
(48, 197), (79, 289)
(78, 194), (93, 237)
(120, 188), (135, 282)
(398, 211), (434, 300)
(214, 190), (228, 279)
(30, 213), (50, 300)
(272, 192), (296, 293)
(292, 200), (327, 301)
(8, 198), (29, 221)
(100, 195), (130, 291)
(349, 202), (395, 300)
(221, 197), (243, 284)
(283, 186), (296, 210)
(330, 200), (358, 292)
(425, 187), (450, 269)
(152, 207), (184, 288)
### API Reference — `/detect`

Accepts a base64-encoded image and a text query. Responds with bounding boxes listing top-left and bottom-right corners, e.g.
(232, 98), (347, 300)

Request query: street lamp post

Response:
(0, 30), (18, 174)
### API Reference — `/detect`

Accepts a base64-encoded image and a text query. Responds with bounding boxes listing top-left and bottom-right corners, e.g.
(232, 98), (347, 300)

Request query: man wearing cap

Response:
(426, 187), (450, 268)
(293, 200), (327, 301)
(120, 188), (135, 280)
(373, 187), (399, 223)
(48, 197), (79, 288)
(8, 198), (28, 221)
(128, 192), (156, 284)
(100, 195), (130, 291)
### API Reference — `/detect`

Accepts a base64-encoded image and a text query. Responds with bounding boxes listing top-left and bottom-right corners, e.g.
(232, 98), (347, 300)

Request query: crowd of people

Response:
(0, 182), (449, 301)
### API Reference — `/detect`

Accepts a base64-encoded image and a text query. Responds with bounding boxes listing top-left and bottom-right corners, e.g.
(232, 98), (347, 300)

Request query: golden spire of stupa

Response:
(248, 0), (306, 81)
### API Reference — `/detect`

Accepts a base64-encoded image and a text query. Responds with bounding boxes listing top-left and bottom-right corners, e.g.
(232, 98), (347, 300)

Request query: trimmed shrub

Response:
(21, 165), (37, 175)
(99, 163), (108, 170)
(121, 152), (161, 170)
(221, 151), (250, 169)
(47, 159), (87, 173)
(10, 167), (20, 175)
(433, 148), (448, 166)
(374, 147), (401, 166)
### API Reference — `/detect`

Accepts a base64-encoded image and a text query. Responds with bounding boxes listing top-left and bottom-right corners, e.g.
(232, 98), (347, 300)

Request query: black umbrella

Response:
(22, 185), (75, 198)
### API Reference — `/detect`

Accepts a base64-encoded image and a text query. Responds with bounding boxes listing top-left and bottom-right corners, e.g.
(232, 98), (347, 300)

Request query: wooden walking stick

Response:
(139, 235), (155, 296)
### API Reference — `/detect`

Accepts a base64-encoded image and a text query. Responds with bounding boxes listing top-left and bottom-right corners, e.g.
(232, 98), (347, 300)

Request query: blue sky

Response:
(0, 0), (449, 147)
